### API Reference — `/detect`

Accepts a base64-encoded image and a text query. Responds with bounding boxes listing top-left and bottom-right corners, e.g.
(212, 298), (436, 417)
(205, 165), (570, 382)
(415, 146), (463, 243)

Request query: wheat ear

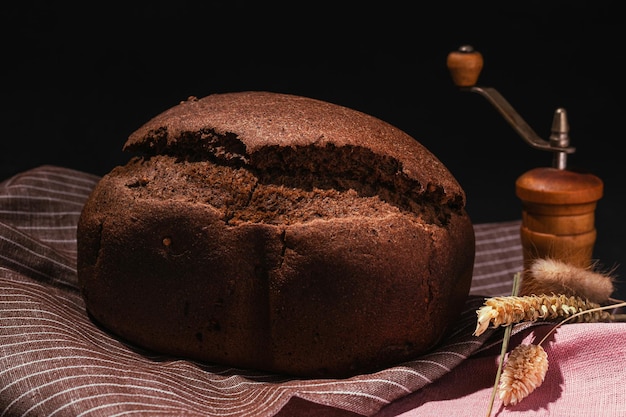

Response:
(474, 294), (613, 337)
(498, 344), (548, 406)
(521, 258), (615, 304)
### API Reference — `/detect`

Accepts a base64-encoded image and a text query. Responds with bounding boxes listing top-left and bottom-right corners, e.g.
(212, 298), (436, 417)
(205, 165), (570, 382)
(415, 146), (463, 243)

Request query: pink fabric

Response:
(375, 322), (626, 417)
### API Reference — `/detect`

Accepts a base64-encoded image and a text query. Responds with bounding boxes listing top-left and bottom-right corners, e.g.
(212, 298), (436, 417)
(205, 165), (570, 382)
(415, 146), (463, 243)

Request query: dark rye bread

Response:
(77, 91), (475, 378)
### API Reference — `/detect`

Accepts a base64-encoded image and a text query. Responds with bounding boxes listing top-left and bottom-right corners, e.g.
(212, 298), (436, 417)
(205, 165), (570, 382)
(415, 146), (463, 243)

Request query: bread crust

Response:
(77, 91), (475, 377)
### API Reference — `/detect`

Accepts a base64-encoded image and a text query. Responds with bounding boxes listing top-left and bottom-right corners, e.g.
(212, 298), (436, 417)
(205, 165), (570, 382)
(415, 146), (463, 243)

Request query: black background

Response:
(3, 2), (625, 298)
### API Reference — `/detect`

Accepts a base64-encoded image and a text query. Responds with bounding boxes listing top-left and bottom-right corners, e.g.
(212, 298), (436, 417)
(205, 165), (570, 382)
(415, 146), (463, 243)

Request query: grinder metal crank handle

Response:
(446, 45), (576, 169)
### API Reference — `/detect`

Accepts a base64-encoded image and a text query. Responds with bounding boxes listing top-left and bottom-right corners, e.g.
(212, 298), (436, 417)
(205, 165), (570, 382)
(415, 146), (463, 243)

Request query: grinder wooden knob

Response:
(447, 45), (484, 87)
(516, 167), (603, 269)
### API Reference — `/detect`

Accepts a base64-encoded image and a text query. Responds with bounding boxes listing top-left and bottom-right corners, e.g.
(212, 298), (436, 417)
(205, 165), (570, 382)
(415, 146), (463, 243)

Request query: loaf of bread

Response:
(77, 91), (475, 378)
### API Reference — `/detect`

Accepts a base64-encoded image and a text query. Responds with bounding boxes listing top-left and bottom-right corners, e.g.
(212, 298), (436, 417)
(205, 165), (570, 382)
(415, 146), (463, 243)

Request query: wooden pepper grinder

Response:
(447, 45), (603, 270)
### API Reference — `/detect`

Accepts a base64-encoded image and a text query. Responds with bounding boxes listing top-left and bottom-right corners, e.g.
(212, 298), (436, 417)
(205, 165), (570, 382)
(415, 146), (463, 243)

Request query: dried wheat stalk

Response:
(493, 300), (626, 413)
(474, 294), (614, 337)
(482, 259), (625, 417)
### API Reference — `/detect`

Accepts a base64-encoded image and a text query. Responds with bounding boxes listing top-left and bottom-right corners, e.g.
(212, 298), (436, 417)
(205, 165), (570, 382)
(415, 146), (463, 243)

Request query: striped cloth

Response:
(0, 165), (523, 417)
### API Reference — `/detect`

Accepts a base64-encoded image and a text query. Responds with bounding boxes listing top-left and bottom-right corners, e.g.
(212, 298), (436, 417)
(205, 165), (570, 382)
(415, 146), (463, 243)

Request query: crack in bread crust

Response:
(123, 131), (462, 226)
